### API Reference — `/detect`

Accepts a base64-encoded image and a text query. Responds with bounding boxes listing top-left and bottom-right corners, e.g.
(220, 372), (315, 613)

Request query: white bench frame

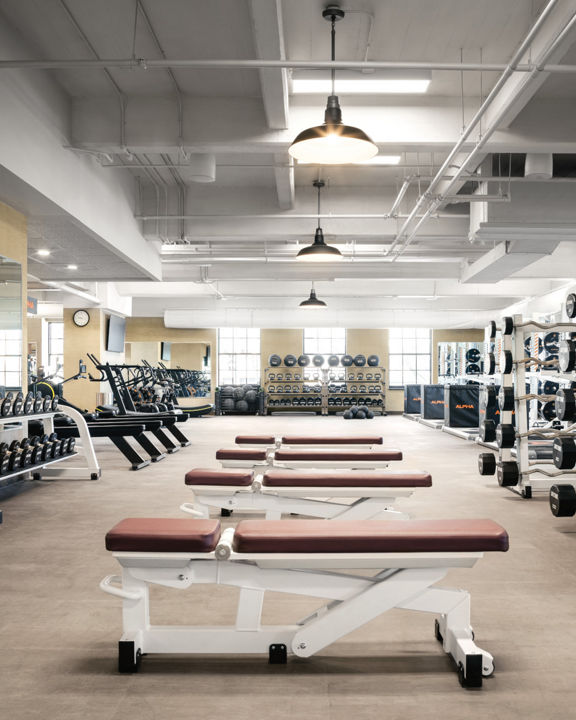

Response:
(101, 530), (494, 688)
(219, 453), (395, 472)
(182, 479), (414, 520)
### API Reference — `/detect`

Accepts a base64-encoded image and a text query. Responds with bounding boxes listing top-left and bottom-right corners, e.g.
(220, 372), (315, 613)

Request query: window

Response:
(303, 328), (346, 360)
(0, 329), (22, 389)
(47, 321), (64, 377)
(388, 328), (431, 387)
(218, 328), (260, 385)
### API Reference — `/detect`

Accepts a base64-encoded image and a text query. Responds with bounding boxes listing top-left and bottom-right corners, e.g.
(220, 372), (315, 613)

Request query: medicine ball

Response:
(220, 385), (234, 397)
(284, 354), (297, 367)
(350, 406), (358, 417)
(353, 354), (366, 366)
(341, 354), (353, 367)
(244, 390), (257, 403)
(235, 400), (249, 412)
(298, 354), (310, 367)
(359, 405), (369, 414)
(343, 410), (352, 419)
(313, 354), (324, 367)
(328, 355), (340, 367)
(221, 398), (235, 411)
(367, 355), (379, 367)
(366, 410), (374, 419)
(356, 409), (366, 419)
(269, 354), (282, 367)
(233, 387), (244, 400)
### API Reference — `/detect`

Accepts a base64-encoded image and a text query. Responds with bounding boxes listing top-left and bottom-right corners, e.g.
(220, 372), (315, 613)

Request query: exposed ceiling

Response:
(1, 0), (576, 327)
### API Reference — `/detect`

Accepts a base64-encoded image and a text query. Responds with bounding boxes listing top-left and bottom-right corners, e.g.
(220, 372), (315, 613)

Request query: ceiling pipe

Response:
(386, 0), (566, 259)
(136, 212), (468, 220)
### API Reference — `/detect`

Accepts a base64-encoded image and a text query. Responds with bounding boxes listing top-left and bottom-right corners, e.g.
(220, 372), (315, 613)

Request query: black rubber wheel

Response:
(521, 486), (532, 499)
(118, 642), (141, 673)
(221, 508), (233, 517)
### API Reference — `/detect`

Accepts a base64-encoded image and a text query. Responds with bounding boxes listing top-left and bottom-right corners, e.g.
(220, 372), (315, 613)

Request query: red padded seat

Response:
(185, 468), (253, 486)
(282, 436), (383, 445)
(274, 449), (402, 462)
(105, 518), (221, 552)
(216, 448), (268, 461)
(232, 519), (509, 554)
(235, 435), (276, 445)
(263, 470), (431, 488)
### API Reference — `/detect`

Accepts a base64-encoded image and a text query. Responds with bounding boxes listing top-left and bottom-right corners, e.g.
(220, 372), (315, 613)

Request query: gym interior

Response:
(1, 1), (576, 717)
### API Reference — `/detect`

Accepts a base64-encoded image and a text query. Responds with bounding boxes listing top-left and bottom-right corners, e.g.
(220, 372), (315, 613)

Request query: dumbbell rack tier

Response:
(500, 315), (575, 498)
(264, 367), (386, 416)
(0, 405), (101, 483)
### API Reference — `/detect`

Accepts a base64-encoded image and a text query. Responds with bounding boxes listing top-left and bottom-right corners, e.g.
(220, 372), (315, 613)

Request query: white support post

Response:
(513, 314), (531, 494)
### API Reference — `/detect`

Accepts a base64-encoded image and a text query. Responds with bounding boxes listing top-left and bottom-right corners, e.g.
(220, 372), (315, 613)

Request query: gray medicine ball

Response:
(233, 387), (245, 400)
(312, 354), (324, 367)
(356, 409), (366, 419)
(297, 354), (310, 367)
(350, 406), (358, 417)
(235, 400), (249, 412)
(269, 354), (282, 367)
(366, 410), (375, 419)
(328, 355), (340, 367)
(244, 390), (257, 403)
(343, 410), (352, 419)
(367, 355), (379, 367)
(284, 354), (297, 367)
(353, 354), (367, 366)
(220, 385), (234, 397)
(341, 354), (354, 367)
(221, 398), (235, 411)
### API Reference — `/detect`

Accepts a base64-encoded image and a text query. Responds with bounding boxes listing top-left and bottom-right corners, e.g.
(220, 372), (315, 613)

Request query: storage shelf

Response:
(0, 451), (77, 483)
(0, 411), (58, 426)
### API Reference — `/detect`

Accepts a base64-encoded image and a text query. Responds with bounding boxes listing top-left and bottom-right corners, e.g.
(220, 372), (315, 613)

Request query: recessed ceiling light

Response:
(37, 249), (50, 256)
(66, 264), (78, 270)
(292, 70), (431, 95)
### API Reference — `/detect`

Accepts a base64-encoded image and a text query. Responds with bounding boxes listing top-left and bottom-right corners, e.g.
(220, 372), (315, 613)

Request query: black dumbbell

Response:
(30, 445), (43, 465)
(33, 392), (43, 413)
(0, 442), (11, 475)
(66, 438), (76, 454)
(1, 391), (14, 417)
(484, 353), (496, 375)
(480, 385), (497, 409)
(9, 439), (20, 452)
(23, 391), (34, 415)
(550, 484), (576, 517)
(43, 396), (52, 413)
(479, 420), (496, 443)
(555, 389), (576, 422)
(19, 437), (31, 450)
(20, 447), (33, 467)
(478, 453), (496, 475)
(51, 397), (59, 412)
(8, 449), (22, 471)
(553, 437), (576, 470)
(496, 424), (516, 449)
(559, 339), (576, 373)
(12, 391), (24, 416)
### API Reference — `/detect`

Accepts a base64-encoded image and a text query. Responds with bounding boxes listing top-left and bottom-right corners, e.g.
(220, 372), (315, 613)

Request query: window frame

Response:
(47, 321), (64, 377)
(217, 328), (261, 386)
(0, 329), (22, 389)
(388, 328), (431, 389)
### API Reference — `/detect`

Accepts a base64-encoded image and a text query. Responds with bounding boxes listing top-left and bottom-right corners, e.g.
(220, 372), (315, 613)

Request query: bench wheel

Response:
(118, 641), (142, 673)
(521, 486), (532, 499)
(434, 619), (443, 643)
(220, 508), (233, 517)
(269, 643), (287, 664)
(458, 655), (483, 688)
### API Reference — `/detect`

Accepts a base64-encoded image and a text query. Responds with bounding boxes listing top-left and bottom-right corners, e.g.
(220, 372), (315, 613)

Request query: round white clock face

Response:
(73, 310), (90, 327)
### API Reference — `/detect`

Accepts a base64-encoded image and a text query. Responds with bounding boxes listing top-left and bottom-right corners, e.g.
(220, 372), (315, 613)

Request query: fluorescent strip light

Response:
(356, 155), (401, 165)
(37, 249), (50, 256)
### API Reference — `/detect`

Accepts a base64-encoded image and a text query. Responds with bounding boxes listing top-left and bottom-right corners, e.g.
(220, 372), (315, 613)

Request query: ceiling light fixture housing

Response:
(297, 180), (342, 261)
(37, 249), (50, 256)
(300, 284), (327, 308)
(289, 6), (378, 165)
(291, 69), (431, 95)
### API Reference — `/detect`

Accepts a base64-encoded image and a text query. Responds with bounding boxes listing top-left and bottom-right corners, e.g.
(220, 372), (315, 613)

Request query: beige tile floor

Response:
(1, 413), (575, 719)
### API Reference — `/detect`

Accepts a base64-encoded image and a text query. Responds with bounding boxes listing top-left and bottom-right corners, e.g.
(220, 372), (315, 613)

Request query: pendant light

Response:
(300, 282), (327, 308)
(289, 5), (378, 165)
(297, 180), (342, 261)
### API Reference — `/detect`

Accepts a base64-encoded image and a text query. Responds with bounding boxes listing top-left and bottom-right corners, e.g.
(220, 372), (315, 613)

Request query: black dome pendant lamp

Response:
(289, 5), (378, 165)
(297, 180), (342, 261)
(300, 282), (327, 308)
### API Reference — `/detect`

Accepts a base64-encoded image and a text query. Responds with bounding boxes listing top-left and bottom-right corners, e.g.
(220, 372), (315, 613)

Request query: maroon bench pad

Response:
(232, 519), (509, 554)
(185, 468), (254, 486)
(282, 436), (383, 445)
(106, 518), (221, 552)
(263, 470), (431, 488)
(216, 448), (268, 461)
(236, 435), (276, 445)
(274, 449), (402, 462)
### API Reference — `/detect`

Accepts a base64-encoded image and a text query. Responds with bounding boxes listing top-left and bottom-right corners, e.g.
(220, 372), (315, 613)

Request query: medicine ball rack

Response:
(0, 404), (100, 485)
(478, 313), (576, 499)
(264, 360), (386, 416)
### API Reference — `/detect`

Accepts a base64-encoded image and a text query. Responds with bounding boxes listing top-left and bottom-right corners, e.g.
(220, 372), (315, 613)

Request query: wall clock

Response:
(73, 309), (90, 327)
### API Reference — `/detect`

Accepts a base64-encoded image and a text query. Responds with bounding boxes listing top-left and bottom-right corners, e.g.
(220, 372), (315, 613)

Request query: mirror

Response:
(0, 256), (22, 391)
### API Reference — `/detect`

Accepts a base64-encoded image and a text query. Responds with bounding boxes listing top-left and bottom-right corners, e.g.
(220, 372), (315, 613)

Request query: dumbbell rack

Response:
(495, 314), (576, 498)
(264, 366), (386, 416)
(0, 404), (100, 483)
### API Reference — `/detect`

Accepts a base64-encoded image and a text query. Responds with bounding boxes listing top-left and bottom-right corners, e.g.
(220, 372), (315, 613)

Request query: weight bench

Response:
(235, 435), (384, 449)
(181, 467), (432, 520)
(216, 447), (403, 471)
(101, 517), (509, 688)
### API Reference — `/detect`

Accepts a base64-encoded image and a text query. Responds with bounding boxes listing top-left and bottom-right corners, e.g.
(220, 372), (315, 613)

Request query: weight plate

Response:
(480, 420), (496, 443)
(480, 385), (497, 409)
(496, 424), (515, 449)
(502, 317), (514, 335)
(544, 332), (559, 353)
(543, 381), (559, 395)
(497, 461), (519, 487)
(566, 293), (576, 319)
(466, 363), (480, 375)
(555, 388), (576, 421)
(540, 401), (557, 422)
(478, 453), (496, 476)
(500, 350), (513, 375)
(487, 321), (497, 339)
(466, 348), (481, 363)
(559, 339), (576, 373)
(484, 353), (496, 376)
(553, 437), (576, 470)
(550, 484), (576, 517)
(498, 386), (515, 412)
